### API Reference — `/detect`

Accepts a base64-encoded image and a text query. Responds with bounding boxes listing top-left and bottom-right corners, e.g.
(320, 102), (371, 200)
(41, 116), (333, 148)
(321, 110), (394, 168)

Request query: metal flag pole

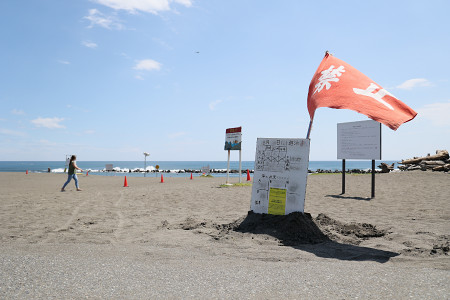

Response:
(306, 119), (313, 139)
(302, 118), (314, 213)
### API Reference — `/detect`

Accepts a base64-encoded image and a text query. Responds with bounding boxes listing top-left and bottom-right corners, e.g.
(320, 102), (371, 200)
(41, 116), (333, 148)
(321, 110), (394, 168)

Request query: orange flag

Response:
(307, 52), (417, 130)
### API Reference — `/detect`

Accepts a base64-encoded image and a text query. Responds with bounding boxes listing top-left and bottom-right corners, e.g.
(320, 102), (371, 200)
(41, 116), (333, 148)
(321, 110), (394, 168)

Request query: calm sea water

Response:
(0, 160), (398, 177)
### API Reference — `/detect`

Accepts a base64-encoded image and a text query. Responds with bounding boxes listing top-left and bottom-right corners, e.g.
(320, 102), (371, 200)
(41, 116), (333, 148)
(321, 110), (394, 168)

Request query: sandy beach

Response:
(0, 171), (448, 299)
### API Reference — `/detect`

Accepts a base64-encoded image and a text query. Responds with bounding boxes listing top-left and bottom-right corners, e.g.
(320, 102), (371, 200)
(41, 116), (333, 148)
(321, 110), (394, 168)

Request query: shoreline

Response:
(17, 167), (450, 176)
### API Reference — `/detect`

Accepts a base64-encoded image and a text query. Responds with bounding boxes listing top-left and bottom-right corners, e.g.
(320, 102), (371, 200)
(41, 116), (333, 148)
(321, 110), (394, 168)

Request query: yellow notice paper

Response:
(268, 188), (286, 215)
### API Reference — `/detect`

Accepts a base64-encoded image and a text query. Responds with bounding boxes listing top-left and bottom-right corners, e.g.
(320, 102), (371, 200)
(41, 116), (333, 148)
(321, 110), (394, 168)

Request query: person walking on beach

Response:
(61, 155), (83, 192)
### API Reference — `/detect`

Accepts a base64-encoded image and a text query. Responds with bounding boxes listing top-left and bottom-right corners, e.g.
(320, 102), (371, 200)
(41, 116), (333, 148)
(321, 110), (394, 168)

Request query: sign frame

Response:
(337, 120), (381, 160)
(337, 120), (382, 198)
(250, 138), (310, 215)
(224, 126), (243, 184)
(224, 127), (242, 151)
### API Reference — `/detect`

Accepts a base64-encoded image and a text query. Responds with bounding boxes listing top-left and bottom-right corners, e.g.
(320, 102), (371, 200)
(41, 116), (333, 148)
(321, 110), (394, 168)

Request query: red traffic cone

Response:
(160, 174), (164, 183)
(190, 173), (193, 180)
(26, 170), (28, 175)
(123, 176), (129, 187)
(246, 169), (251, 181)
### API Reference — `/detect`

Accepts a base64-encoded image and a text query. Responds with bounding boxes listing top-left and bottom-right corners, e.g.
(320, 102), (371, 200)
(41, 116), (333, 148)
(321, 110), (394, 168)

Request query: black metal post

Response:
(342, 159), (346, 194)
(371, 159), (375, 198)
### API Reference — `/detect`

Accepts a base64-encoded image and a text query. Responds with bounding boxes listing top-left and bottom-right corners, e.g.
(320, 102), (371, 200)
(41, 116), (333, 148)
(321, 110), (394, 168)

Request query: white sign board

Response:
(337, 120), (381, 160)
(250, 138), (310, 215)
(224, 127), (242, 150)
(105, 164), (113, 171)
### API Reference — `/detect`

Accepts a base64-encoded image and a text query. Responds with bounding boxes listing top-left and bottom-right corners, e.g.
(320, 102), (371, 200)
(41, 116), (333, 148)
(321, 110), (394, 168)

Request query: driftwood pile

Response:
(398, 150), (450, 172)
(377, 162), (395, 173)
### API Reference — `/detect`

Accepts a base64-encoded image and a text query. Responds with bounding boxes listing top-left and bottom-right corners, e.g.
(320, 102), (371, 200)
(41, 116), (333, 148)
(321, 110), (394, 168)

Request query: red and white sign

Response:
(307, 53), (417, 130)
(224, 126), (242, 150)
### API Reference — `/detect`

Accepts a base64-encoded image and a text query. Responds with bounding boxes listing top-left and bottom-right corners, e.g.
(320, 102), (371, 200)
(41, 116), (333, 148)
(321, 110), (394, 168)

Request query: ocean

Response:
(0, 160), (399, 177)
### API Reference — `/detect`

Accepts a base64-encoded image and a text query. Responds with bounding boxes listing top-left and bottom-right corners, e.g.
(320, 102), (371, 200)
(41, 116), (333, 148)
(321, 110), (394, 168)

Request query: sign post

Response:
(372, 160), (376, 198)
(224, 126), (242, 184)
(337, 120), (381, 198)
(143, 152), (150, 177)
(226, 150), (230, 183)
(342, 159), (346, 194)
(239, 149), (242, 183)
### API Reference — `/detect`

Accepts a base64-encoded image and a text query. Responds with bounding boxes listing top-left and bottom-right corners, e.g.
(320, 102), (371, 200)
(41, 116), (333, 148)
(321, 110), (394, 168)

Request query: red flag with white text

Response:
(307, 52), (417, 130)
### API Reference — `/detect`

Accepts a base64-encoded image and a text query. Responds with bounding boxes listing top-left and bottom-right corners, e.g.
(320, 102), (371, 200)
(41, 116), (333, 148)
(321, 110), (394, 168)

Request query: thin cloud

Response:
(133, 59), (162, 71)
(84, 9), (124, 30)
(396, 78), (433, 90)
(417, 101), (450, 126)
(173, 0), (193, 7)
(58, 60), (70, 65)
(31, 117), (66, 129)
(93, 0), (192, 14)
(0, 128), (26, 137)
(82, 40), (98, 48)
(11, 109), (25, 115)
(209, 99), (222, 111)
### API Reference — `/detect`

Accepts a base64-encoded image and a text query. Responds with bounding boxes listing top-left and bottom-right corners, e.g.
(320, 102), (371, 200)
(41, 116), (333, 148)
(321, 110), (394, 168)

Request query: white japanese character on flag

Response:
(313, 65), (345, 95)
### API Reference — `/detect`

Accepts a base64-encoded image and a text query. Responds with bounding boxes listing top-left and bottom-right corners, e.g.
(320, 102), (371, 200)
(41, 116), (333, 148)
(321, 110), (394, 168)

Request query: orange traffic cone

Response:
(123, 176), (129, 187)
(246, 169), (251, 181)
(190, 173), (193, 180)
(160, 174), (164, 183)
(26, 170), (28, 175)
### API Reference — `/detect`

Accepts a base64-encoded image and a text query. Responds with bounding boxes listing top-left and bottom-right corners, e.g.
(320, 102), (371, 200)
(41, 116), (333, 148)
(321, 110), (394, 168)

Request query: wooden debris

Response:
(378, 162), (395, 173)
(432, 164), (450, 172)
(398, 150), (450, 173)
(399, 150), (449, 165)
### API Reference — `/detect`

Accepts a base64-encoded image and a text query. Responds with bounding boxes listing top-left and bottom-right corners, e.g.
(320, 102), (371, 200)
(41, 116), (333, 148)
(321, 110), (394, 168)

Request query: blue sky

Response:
(1, 0), (449, 161)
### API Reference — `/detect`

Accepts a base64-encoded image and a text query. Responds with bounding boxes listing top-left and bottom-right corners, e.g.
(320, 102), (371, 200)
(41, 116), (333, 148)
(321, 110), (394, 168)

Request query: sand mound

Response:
(164, 211), (389, 247)
(315, 213), (386, 245)
(234, 211), (328, 245)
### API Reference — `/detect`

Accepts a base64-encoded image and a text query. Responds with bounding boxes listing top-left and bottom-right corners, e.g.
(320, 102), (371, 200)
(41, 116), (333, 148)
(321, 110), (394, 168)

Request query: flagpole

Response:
(306, 119), (313, 139)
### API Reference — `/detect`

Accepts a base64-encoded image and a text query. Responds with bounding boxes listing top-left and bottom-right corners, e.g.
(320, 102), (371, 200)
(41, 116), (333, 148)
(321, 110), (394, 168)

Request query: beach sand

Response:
(0, 171), (448, 299)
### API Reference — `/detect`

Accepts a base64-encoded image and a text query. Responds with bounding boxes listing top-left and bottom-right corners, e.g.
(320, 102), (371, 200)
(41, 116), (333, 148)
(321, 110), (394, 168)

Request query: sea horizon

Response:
(0, 160), (400, 177)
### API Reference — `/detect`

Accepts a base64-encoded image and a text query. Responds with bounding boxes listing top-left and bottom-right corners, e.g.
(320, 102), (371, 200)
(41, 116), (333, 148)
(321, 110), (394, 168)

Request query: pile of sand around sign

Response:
(234, 211), (328, 245)
(163, 211), (387, 246)
(314, 213), (386, 245)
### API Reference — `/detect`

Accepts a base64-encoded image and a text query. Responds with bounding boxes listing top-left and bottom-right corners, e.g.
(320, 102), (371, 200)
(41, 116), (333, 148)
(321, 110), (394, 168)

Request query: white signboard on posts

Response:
(250, 138), (310, 215)
(337, 120), (381, 160)
(201, 165), (210, 174)
(224, 127), (242, 150)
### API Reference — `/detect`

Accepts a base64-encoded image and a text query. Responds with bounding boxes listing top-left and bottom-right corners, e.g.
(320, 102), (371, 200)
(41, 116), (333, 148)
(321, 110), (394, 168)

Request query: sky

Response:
(1, 0), (449, 162)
